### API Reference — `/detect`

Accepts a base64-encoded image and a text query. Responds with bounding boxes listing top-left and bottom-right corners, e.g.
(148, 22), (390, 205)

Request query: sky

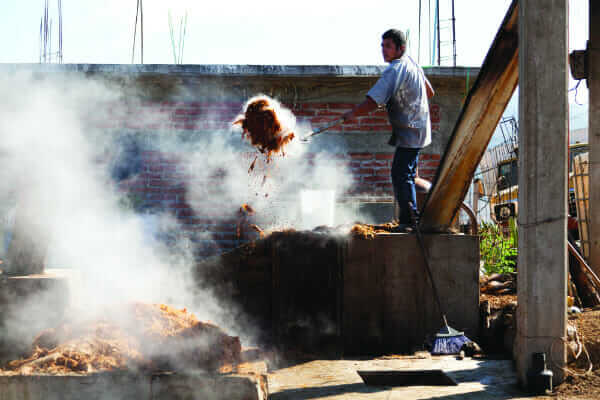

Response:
(0, 0), (591, 128)
(0, 0), (523, 65)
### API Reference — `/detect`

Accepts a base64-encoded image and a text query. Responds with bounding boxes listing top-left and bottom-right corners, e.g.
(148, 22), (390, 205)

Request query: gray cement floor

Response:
(268, 355), (535, 399)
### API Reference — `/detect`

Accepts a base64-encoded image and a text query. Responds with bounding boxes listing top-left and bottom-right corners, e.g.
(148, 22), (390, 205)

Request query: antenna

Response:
(58, 0), (63, 63)
(418, 0), (422, 64)
(451, 0), (456, 66)
(132, 0), (144, 64)
(38, 0), (63, 63)
(436, 0), (441, 66)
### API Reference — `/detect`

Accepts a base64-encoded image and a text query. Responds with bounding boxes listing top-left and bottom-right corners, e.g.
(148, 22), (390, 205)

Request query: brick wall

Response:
(20, 64), (473, 259)
(107, 100), (443, 257)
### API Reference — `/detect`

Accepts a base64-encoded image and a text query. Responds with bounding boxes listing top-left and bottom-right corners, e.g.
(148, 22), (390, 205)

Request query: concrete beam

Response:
(515, 0), (568, 388)
(589, 1), (600, 275)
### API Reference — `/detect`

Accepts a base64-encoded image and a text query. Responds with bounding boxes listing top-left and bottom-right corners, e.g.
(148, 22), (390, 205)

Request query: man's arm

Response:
(425, 77), (435, 99)
(342, 96), (379, 122)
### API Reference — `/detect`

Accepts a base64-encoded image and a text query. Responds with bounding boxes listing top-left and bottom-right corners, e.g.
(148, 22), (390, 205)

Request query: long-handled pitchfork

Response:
(299, 117), (345, 143)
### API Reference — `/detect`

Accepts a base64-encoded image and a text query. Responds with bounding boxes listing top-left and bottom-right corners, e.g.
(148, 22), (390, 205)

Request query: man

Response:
(342, 29), (434, 229)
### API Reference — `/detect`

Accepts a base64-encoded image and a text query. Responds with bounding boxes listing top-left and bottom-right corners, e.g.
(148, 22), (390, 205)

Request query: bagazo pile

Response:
(3, 303), (241, 374)
(233, 96), (295, 161)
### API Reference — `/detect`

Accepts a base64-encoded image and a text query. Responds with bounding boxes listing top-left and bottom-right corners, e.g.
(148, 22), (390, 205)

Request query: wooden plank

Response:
(573, 153), (590, 259)
(420, 0), (519, 232)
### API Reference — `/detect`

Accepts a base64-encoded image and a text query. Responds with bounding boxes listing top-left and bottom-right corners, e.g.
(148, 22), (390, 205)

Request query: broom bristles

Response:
(431, 332), (471, 355)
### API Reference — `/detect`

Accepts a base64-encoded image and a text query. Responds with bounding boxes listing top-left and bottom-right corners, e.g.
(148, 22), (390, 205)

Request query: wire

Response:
(569, 79), (585, 106)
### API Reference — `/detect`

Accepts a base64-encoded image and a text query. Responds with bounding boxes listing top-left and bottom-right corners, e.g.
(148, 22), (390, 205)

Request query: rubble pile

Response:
(3, 303), (241, 375)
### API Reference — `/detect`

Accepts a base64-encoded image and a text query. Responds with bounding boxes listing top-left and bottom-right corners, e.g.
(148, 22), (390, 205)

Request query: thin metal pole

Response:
(436, 0), (441, 66)
(451, 0), (456, 67)
(428, 0), (431, 64)
(132, 0), (139, 64)
(140, 0), (144, 64)
(58, 0), (63, 63)
(39, 18), (43, 63)
(418, 0), (422, 64)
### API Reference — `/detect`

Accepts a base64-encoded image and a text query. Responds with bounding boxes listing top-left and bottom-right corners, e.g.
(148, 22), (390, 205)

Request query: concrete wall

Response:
(0, 371), (267, 400)
(344, 233), (480, 354)
(0, 64), (477, 258)
(195, 232), (480, 355)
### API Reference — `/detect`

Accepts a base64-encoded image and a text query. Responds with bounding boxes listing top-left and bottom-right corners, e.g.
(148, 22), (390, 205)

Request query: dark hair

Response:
(382, 29), (406, 49)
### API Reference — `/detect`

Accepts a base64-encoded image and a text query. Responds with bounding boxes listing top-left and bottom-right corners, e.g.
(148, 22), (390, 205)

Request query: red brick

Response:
(418, 168), (437, 176)
(309, 117), (335, 124)
(362, 160), (387, 168)
(359, 117), (388, 124)
(349, 152), (373, 160)
(316, 110), (344, 116)
(375, 153), (394, 160)
(356, 168), (375, 175)
(376, 169), (391, 176)
(302, 103), (329, 110)
(294, 110), (316, 116)
(329, 103), (355, 110)
(420, 153), (442, 160)
(420, 160), (440, 169)
(344, 125), (381, 132)
(363, 175), (388, 183)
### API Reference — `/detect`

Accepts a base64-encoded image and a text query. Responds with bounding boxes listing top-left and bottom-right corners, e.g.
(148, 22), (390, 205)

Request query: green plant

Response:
(479, 218), (518, 275)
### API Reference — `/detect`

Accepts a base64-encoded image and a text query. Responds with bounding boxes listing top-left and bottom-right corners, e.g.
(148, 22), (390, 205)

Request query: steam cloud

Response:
(0, 71), (357, 355)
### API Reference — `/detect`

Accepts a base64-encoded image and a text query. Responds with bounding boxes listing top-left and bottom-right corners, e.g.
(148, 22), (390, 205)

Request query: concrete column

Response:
(589, 1), (600, 275)
(516, 0), (568, 388)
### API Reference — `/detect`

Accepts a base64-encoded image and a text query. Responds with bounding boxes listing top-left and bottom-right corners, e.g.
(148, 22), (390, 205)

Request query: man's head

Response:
(381, 29), (406, 62)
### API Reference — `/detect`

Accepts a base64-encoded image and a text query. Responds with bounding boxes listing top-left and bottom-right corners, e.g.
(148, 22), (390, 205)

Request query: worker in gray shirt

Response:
(342, 29), (434, 229)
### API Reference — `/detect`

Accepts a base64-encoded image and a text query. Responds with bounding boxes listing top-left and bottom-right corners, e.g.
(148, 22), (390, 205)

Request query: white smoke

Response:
(184, 94), (354, 231)
(0, 73), (360, 360)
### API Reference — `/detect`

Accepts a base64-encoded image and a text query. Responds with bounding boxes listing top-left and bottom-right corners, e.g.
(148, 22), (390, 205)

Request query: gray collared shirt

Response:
(367, 56), (431, 149)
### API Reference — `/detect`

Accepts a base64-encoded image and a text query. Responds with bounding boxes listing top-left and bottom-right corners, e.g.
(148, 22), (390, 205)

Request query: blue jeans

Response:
(391, 147), (420, 224)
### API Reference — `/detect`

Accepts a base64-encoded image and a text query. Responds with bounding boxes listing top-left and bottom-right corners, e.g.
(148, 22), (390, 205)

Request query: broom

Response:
(408, 203), (471, 355)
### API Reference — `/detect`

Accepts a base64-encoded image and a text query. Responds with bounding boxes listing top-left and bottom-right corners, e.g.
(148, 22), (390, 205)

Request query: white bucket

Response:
(299, 189), (335, 230)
